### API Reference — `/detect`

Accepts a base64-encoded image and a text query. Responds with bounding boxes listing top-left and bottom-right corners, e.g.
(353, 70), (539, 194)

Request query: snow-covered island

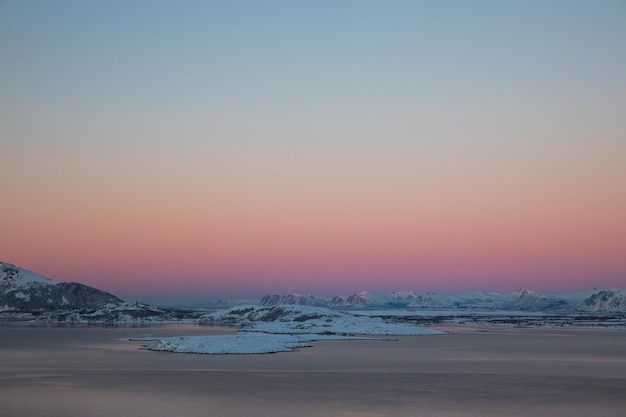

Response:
(135, 333), (389, 354)
(136, 304), (446, 354)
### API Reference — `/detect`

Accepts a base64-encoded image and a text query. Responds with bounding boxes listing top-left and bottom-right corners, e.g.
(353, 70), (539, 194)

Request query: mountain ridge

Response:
(1, 262), (123, 312)
(0, 262), (193, 323)
(3, 261), (625, 316)
(258, 287), (626, 312)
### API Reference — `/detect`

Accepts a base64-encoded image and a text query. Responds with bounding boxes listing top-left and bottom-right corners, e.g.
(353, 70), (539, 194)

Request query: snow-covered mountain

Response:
(259, 294), (328, 307)
(329, 291), (400, 307)
(506, 288), (570, 311)
(259, 290), (514, 309)
(257, 288), (626, 312)
(578, 289), (626, 313)
(0, 262), (193, 323)
(397, 290), (515, 310)
(1, 262), (122, 312)
(4, 261), (625, 321)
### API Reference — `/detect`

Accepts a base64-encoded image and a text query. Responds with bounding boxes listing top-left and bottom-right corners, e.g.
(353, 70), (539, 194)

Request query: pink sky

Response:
(2, 1), (625, 304)
(3, 140), (625, 301)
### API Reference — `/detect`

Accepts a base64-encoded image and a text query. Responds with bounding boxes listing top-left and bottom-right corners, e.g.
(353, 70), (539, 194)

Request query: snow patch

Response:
(14, 292), (30, 301)
(0, 262), (57, 288)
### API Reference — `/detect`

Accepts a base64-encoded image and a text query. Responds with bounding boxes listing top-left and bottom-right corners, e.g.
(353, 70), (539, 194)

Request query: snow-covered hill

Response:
(1, 262), (122, 312)
(136, 304), (445, 354)
(578, 289), (626, 313)
(0, 262), (193, 323)
(198, 304), (444, 336)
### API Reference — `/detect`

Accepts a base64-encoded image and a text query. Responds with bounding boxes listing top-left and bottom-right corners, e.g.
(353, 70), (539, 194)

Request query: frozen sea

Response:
(1, 323), (626, 417)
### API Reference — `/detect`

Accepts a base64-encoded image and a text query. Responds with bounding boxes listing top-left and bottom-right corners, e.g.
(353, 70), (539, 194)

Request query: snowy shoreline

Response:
(134, 304), (445, 354)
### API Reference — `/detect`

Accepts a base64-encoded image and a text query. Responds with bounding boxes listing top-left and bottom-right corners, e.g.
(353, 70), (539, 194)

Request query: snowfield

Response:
(135, 332), (390, 354)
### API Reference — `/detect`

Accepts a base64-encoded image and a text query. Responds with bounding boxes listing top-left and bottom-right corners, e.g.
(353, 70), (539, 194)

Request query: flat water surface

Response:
(1, 324), (625, 417)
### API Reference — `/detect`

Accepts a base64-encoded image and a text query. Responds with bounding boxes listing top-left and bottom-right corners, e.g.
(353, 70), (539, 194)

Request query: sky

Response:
(1, 0), (625, 305)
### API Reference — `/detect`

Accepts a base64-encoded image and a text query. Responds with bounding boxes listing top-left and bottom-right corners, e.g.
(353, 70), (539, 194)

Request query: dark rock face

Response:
(1, 262), (122, 312)
(53, 282), (123, 310)
(1, 262), (200, 323)
(259, 294), (329, 307)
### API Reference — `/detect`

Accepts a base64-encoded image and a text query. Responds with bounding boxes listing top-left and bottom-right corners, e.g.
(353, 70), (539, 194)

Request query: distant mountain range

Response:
(3, 261), (626, 324)
(260, 288), (626, 313)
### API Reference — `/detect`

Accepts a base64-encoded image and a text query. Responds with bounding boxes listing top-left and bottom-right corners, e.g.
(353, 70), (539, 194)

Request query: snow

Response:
(200, 304), (445, 335)
(14, 292), (30, 301)
(578, 289), (626, 313)
(135, 332), (389, 354)
(30, 301), (196, 324)
(250, 313), (441, 335)
(137, 305), (445, 354)
(0, 263), (57, 287)
(559, 288), (607, 303)
(350, 308), (548, 317)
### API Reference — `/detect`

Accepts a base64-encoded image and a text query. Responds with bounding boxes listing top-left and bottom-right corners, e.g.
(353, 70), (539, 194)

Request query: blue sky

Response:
(3, 1), (625, 109)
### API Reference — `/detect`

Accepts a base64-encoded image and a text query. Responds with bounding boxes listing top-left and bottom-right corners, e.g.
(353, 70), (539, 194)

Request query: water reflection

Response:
(1, 325), (625, 417)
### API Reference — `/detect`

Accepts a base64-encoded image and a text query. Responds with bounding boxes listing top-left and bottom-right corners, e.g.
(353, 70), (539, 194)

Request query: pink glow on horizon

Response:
(3, 174), (625, 299)
(2, 0), (626, 304)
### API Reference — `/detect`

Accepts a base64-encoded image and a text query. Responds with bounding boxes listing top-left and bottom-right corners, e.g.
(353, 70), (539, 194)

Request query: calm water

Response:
(1, 324), (625, 417)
